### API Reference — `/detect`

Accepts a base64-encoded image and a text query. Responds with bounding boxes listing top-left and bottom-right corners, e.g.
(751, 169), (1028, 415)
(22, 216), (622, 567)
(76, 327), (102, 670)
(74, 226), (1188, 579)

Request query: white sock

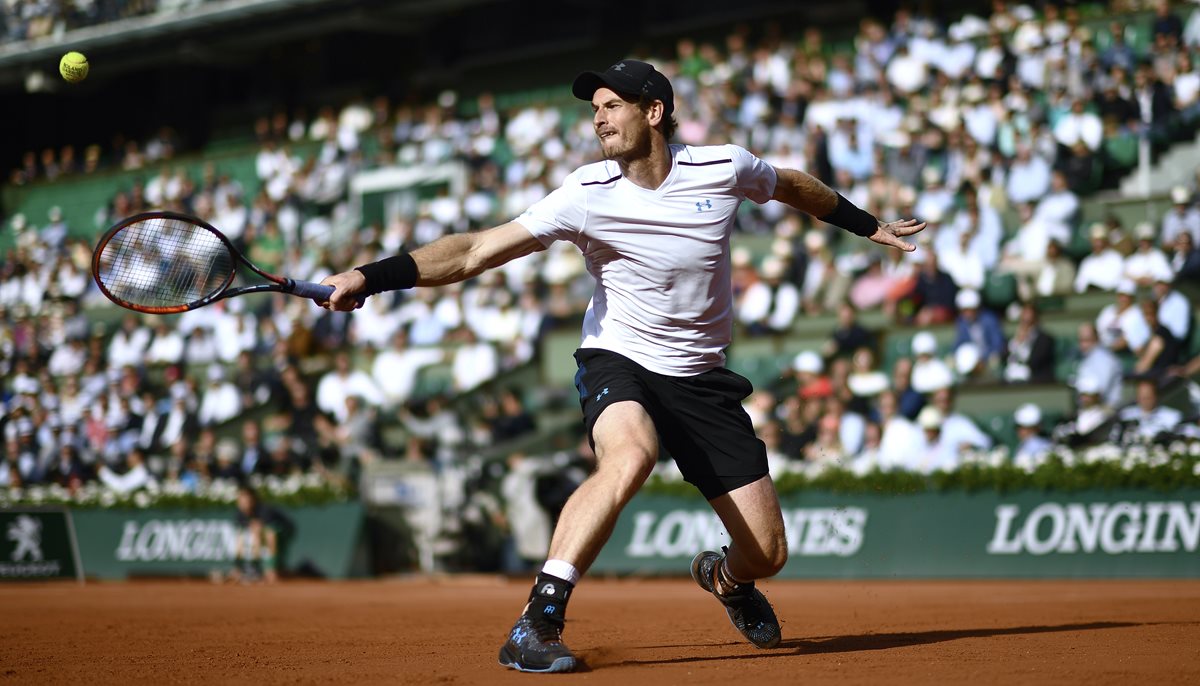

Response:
(541, 559), (581, 586)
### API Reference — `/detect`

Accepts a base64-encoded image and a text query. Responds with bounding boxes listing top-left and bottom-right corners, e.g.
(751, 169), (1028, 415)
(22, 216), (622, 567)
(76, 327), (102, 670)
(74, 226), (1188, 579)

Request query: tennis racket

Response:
(92, 210), (340, 314)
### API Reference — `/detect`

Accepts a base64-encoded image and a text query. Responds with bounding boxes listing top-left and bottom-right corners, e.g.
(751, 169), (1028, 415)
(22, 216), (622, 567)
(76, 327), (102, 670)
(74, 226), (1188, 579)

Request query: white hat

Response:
(897, 185), (917, 207)
(923, 204), (944, 224)
(732, 246), (752, 267)
(1134, 222), (1156, 240)
(1088, 222), (1108, 240)
(793, 350), (824, 374)
(804, 230), (826, 253)
(770, 238), (794, 258)
(917, 406), (944, 429)
(847, 371), (889, 397)
(1171, 186), (1191, 204)
(1014, 403), (1042, 427)
(922, 166), (942, 186)
(1116, 279), (1137, 295)
(955, 289), (981, 310)
(955, 342), (981, 376)
(911, 331), (938, 356)
(1075, 375), (1102, 395)
(761, 256), (786, 280)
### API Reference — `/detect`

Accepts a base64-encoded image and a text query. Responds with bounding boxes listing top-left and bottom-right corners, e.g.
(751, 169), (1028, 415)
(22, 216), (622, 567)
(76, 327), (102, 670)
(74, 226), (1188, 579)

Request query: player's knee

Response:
(763, 540), (788, 576)
(597, 448), (656, 497)
(745, 537), (788, 578)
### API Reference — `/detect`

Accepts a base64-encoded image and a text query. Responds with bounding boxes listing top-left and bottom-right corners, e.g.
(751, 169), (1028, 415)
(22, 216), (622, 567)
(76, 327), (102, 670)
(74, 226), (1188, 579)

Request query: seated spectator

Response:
(890, 356), (925, 419)
(738, 257), (800, 335)
(1162, 186), (1200, 246)
(97, 448), (155, 494)
(1073, 323), (1125, 409)
(907, 250), (959, 326)
(846, 347), (889, 404)
(1133, 298), (1183, 379)
(997, 203), (1071, 297)
(1006, 145), (1051, 205)
(1169, 230), (1200, 281)
(953, 289), (1005, 370)
(803, 413), (846, 471)
(371, 327), (447, 407)
(1116, 380), (1182, 443)
(911, 406), (958, 473)
(107, 314), (150, 369)
(791, 350), (832, 400)
(1153, 268), (1192, 343)
(1012, 403), (1052, 470)
(1003, 302), (1055, 383)
(930, 385), (993, 454)
(823, 302), (874, 360)
(910, 331), (955, 394)
(316, 351), (385, 423)
(1096, 280), (1151, 355)
(1053, 375), (1114, 446)
(937, 224), (987, 290)
(452, 328), (499, 393)
(1124, 222), (1173, 287)
(1074, 223), (1126, 293)
(145, 320), (185, 365)
(198, 365), (241, 427)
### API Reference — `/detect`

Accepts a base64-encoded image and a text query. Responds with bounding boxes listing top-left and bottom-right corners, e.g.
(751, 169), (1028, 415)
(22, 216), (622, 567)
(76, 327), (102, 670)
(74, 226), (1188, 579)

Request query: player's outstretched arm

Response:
(771, 167), (925, 252)
(320, 222), (545, 311)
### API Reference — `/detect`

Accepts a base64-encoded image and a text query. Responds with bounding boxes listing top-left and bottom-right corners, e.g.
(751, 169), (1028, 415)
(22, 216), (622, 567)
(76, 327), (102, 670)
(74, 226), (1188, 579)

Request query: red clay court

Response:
(5, 578), (1199, 684)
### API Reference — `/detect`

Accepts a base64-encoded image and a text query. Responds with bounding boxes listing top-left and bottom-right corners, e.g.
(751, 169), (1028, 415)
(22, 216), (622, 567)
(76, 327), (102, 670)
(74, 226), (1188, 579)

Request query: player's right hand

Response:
(319, 270), (368, 311)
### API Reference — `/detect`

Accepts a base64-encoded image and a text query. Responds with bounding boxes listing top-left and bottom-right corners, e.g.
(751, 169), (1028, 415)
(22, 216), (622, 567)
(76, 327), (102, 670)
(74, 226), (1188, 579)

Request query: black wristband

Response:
(354, 253), (418, 295)
(819, 192), (879, 238)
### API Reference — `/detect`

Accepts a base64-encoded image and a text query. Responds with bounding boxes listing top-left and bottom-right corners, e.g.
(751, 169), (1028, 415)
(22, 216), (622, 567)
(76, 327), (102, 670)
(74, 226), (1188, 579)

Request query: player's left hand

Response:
(869, 218), (926, 252)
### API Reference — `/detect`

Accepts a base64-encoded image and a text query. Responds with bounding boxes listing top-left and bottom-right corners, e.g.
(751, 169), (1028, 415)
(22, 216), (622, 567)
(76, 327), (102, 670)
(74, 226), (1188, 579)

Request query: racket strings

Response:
(97, 217), (234, 308)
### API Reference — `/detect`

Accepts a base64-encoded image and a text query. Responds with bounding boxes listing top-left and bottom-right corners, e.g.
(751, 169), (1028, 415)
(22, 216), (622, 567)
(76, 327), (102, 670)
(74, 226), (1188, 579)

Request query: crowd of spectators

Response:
(5, 2), (1200, 525)
(1, 0), (205, 45)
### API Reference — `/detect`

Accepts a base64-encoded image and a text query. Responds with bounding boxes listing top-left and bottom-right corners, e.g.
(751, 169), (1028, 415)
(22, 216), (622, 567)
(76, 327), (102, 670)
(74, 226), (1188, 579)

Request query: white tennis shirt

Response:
(515, 144), (778, 376)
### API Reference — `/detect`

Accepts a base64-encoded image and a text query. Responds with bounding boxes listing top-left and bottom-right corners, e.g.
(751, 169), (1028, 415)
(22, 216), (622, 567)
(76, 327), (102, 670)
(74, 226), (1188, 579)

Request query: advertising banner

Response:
(70, 502), (365, 580)
(0, 508), (83, 582)
(592, 490), (1200, 578)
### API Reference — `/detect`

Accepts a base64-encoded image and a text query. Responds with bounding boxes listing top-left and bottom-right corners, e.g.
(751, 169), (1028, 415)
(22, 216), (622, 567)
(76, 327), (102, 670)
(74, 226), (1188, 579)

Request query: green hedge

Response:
(642, 442), (1200, 498)
(0, 473), (350, 510)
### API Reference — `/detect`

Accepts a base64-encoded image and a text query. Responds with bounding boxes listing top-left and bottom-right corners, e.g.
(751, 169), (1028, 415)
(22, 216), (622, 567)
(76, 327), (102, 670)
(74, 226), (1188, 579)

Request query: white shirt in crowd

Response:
(198, 381), (241, 427)
(1096, 304), (1151, 352)
(738, 279), (801, 331)
(1162, 206), (1200, 246)
(1117, 405), (1182, 440)
(1158, 289), (1192, 341)
(372, 346), (445, 406)
(316, 370), (385, 422)
(453, 340), (499, 392)
(1075, 249), (1126, 292)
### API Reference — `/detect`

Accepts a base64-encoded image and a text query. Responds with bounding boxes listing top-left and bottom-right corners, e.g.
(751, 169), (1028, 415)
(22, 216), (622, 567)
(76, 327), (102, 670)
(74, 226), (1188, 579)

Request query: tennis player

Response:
(320, 59), (924, 673)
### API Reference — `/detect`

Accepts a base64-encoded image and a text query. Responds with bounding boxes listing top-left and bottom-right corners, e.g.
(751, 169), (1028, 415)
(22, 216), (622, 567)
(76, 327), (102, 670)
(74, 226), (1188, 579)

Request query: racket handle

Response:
(287, 279), (335, 301)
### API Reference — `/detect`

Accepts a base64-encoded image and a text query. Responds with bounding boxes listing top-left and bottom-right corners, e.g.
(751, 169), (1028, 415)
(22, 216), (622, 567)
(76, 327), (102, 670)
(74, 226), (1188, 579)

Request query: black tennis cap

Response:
(572, 60), (675, 115)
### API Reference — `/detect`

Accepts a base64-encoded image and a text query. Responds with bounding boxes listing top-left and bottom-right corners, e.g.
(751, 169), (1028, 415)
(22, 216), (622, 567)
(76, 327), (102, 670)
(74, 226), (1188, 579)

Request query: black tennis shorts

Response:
(573, 348), (768, 500)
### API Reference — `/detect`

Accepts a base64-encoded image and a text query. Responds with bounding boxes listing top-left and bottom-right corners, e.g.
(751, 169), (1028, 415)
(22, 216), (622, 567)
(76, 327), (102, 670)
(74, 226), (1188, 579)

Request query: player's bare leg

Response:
(499, 401), (658, 672)
(691, 475), (787, 648)
(545, 400), (659, 572)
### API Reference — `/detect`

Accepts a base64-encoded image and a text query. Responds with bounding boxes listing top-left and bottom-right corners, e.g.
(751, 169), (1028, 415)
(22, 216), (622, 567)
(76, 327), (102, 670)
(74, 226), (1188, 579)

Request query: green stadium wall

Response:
(592, 490), (1200, 578)
(68, 502), (366, 580)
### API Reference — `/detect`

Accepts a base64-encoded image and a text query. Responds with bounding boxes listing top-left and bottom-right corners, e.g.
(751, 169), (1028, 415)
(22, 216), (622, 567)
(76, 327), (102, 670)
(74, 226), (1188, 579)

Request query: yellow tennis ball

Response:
(59, 52), (89, 83)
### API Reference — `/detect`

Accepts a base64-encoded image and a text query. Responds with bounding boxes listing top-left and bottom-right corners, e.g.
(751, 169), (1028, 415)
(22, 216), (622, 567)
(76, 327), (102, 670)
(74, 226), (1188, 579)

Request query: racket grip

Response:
(287, 279), (335, 301)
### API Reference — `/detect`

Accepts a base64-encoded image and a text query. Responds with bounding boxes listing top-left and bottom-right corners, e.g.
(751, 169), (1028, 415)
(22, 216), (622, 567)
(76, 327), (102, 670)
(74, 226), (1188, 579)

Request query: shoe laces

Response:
(526, 615), (565, 644)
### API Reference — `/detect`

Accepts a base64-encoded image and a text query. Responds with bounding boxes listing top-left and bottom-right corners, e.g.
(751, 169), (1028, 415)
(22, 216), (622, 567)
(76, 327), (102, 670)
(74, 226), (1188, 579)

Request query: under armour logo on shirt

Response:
(696, 199), (712, 211)
(595, 388), (609, 402)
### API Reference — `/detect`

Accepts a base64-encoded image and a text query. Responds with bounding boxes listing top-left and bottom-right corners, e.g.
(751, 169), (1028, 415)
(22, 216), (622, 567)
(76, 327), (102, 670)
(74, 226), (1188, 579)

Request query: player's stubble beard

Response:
(599, 121), (652, 165)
